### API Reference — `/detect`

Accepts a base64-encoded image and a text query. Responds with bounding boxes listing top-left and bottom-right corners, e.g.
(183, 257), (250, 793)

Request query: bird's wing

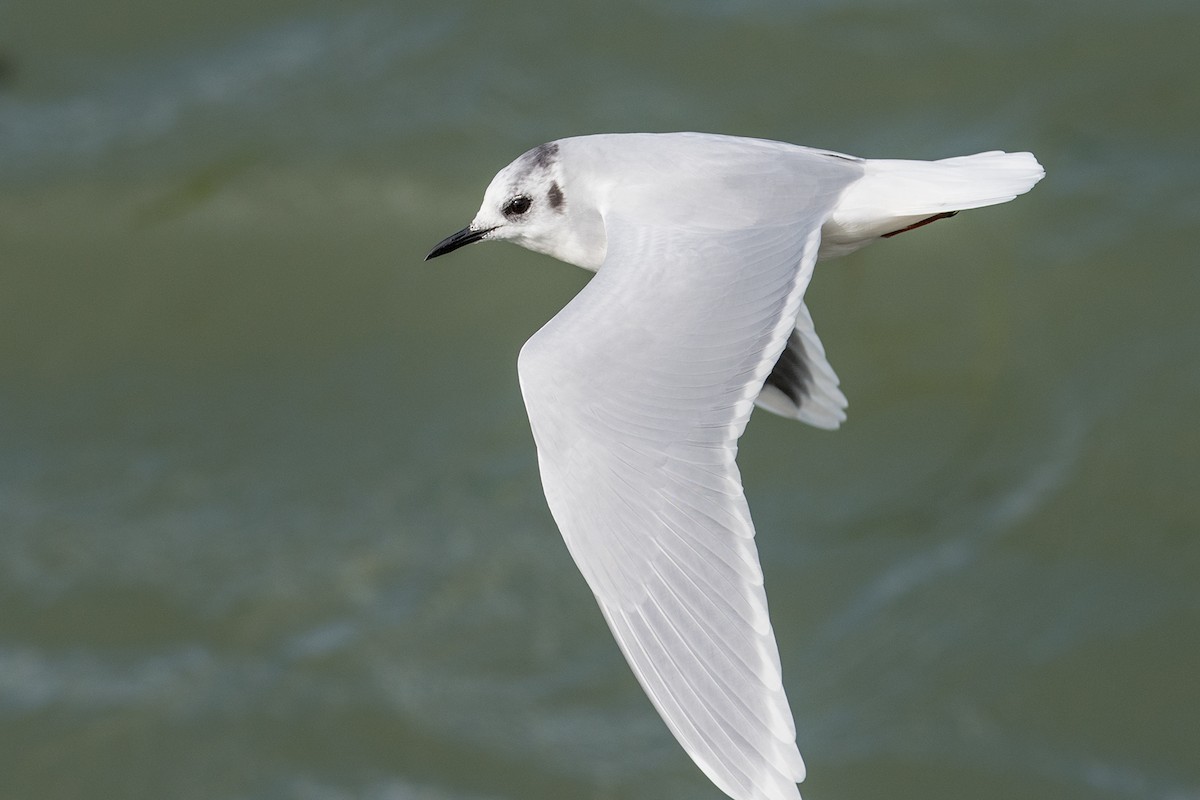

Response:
(517, 205), (827, 800)
(756, 302), (849, 430)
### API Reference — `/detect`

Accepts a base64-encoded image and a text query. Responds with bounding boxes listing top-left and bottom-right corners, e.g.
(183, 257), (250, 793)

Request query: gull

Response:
(426, 132), (1044, 800)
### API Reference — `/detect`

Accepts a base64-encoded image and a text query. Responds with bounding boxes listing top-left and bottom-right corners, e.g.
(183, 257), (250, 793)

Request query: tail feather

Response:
(820, 150), (1044, 256)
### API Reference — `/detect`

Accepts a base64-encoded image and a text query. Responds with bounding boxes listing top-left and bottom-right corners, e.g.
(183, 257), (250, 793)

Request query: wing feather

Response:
(518, 191), (833, 799)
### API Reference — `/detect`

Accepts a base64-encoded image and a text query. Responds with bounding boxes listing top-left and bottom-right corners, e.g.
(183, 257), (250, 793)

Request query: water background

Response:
(1, 1), (1197, 798)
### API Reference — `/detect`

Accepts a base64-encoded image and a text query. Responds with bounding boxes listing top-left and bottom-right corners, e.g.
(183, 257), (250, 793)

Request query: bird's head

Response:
(426, 141), (607, 270)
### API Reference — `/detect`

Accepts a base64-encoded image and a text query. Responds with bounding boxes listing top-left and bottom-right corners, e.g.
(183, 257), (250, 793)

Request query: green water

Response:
(1, 2), (1197, 799)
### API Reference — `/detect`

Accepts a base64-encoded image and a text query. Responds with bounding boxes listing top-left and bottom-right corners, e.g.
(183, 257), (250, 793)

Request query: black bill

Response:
(425, 225), (495, 260)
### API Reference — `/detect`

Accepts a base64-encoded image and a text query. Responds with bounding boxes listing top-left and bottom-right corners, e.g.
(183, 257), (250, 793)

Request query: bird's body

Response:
(426, 132), (1043, 800)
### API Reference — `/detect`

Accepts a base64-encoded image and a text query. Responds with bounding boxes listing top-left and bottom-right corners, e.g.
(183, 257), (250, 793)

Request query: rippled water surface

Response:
(1, 2), (1197, 799)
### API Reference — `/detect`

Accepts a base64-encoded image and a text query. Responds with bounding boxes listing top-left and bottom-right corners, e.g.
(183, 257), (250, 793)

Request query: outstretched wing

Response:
(517, 207), (825, 800)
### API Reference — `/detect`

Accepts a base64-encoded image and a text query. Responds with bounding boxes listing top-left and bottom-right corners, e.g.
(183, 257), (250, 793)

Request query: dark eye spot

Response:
(547, 181), (564, 210)
(503, 195), (532, 217)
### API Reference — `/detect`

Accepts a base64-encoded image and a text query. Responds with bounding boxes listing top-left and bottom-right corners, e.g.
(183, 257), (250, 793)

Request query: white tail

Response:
(821, 150), (1045, 257)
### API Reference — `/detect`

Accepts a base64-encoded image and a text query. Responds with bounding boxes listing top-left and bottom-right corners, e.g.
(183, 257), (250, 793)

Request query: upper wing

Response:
(517, 209), (825, 800)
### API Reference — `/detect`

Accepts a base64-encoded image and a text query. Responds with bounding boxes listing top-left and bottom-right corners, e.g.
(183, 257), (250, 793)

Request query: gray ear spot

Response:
(548, 181), (564, 210)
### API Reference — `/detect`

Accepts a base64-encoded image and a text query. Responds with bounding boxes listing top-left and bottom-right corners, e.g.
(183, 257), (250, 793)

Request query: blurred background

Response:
(1, 1), (1197, 799)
